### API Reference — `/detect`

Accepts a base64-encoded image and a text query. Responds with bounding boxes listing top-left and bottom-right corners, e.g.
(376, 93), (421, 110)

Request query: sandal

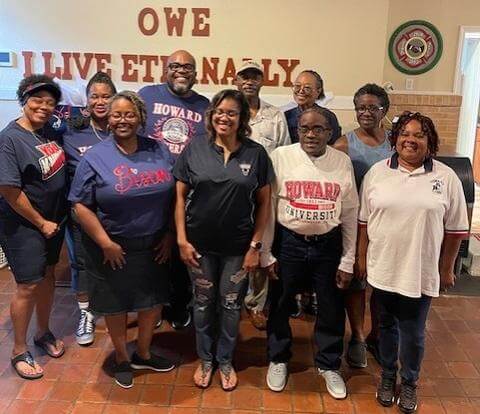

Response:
(219, 363), (237, 391)
(11, 351), (43, 380)
(34, 331), (65, 358)
(193, 361), (213, 388)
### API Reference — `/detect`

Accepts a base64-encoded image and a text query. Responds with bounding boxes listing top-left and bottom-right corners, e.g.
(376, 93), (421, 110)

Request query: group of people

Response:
(0, 49), (469, 413)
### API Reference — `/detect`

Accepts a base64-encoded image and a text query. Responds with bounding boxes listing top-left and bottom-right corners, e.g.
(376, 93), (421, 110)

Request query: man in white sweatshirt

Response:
(262, 106), (358, 399)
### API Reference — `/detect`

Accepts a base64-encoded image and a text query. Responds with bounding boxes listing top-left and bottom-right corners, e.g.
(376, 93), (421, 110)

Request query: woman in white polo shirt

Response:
(357, 112), (469, 413)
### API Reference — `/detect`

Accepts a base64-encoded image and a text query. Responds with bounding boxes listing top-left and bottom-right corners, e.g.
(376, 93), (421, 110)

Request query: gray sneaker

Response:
(75, 309), (95, 346)
(347, 339), (367, 368)
(318, 369), (347, 399)
(267, 362), (288, 392)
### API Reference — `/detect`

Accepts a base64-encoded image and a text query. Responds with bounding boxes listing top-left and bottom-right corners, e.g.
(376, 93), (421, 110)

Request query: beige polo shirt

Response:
(359, 155), (469, 298)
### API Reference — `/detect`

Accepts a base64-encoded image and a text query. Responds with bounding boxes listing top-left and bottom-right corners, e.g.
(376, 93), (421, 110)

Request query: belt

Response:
(281, 225), (339, 243)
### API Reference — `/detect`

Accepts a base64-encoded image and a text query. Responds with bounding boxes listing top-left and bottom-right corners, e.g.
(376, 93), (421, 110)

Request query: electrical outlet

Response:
(405, 78), (414, 90)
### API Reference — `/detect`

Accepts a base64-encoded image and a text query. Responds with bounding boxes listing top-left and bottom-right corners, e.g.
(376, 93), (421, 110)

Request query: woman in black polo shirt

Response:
(174, 89), (273, 391)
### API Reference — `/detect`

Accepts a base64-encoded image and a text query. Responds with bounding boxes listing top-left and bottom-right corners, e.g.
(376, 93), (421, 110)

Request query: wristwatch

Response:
(250, 240), (262, 250)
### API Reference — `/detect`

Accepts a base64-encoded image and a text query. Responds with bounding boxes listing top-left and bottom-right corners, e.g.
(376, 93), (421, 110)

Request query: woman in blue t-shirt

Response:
(69, 91), (176, 388)
(63, 72), (116, 347)
(0, 75), (67, 380)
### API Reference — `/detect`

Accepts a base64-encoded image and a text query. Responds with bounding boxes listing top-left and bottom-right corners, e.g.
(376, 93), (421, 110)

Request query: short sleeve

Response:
(0, 137), (22, 187)
(444, 172), (469, 236)
(358, 168), (373, 226)
(173, 145), (191, 183)
(342, 158), (359, 209)
(68, 157), (97, 207)
(257, 146), (275, 188)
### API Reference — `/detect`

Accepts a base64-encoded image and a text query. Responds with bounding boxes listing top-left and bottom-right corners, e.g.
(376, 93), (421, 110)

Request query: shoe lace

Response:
(400, 383), (416, 402)
(324, 370), (344, 386)
(381, 376), (395, 391)
(77, 310), (94, 335)
(271, 363), (286, 375)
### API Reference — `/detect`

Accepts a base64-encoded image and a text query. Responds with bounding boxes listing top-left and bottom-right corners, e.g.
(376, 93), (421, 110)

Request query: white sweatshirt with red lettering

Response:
(261, 143), (359, 273)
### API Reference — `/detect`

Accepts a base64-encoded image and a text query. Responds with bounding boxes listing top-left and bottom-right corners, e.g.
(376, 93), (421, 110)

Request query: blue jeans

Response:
(375, 288), (432, 384)
(267, 226), (345, 370)
(188, 254), (248, 365)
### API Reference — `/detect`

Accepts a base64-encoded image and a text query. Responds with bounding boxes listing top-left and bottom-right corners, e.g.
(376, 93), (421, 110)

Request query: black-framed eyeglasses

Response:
(168, 63), (195, 73)
(355, 105), (384, 114)
(298, 126), (331, 135)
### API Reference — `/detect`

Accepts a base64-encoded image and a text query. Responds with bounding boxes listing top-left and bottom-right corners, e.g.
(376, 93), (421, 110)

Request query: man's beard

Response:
(169, 80), (193, 95)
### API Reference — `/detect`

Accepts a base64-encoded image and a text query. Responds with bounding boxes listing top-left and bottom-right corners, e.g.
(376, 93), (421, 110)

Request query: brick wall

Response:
(387, 94), (462, 155)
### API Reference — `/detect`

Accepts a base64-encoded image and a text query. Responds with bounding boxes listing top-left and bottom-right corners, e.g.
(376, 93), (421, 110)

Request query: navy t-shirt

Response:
(138, 83), (209, 157)
(68, 136), (175, 238)
(285, 105), (342, 145)
(0, 120), (67, 223)
(173, 135), (274, 255)
(63, 125), (109, 184)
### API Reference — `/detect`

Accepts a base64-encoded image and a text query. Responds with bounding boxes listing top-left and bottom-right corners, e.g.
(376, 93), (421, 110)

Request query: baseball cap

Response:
(236, 60), (264, 76)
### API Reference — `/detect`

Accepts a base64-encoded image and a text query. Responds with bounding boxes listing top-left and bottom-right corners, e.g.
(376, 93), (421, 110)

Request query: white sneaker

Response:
(267, 362), (288, 392)
(76, 309), (95, 346)
(318, 369), (347, 399)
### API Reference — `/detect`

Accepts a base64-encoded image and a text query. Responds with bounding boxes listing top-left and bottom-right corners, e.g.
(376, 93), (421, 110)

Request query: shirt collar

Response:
(389, 152), (433, 173)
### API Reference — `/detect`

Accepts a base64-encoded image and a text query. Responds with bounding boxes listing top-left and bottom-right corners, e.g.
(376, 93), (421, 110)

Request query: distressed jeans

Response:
(188, 254), (248, 365)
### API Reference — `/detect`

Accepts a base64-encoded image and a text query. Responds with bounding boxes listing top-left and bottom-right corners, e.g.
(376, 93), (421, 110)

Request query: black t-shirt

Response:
(0, 120), (67, 224)
(173, 134), (274, 255)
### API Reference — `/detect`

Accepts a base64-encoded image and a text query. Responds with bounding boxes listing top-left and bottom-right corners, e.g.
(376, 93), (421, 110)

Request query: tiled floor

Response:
(0, 268), (479, 413)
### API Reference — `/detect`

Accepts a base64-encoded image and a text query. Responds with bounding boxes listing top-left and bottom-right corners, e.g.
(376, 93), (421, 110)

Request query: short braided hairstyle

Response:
(108, 91), (147, 131)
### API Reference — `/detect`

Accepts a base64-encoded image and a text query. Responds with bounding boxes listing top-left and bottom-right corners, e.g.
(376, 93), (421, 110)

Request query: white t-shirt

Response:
(359, 156), (469, 298)
(262, 143), (359, 273)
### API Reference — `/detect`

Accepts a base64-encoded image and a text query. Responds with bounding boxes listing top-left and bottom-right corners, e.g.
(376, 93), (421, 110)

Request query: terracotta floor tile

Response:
(49, 381), (84, 401)
(170, 408), (199, 414)
(231, 387), (262, 410)
(108, 384), (142, 404)
(6, 399), (38, 414)
(175, 365), (196, 386)
(201, 386), (232, 408)
(436, 345), (470, 362)
(0, 400), (11, 414)
(16, 378), (55, 400)
(417, 396), (446, 413)
(36, 400), (73, 414)
(199, 409), (231, 414)
(453, 333), (480, 348)
(432, 378), (466, 397)
(441, 397), (478, 414)
(42, 361), (66, 380)
(230, 411), (259, 414)
(445, 320), (472, 334)
(351, 393), (389, 413)
(262, 389), (292, 411)
(66, 347), (102, 364)
(78, 383), (112, 403)
(447, 362), (480, 379)
(59, 362), (95, 382)
(346, 374), (377, 394)
(103, 403), (137, 413)
(138, 384), (172, 405)
(466, 320), (480, 333)
(321, 393), (354, 413)
(464, 347), (480, 363)
(144, 369), (176, 384)
(459, 379), (480, 397)
(236, 366), (266, 388)
(422, 360), (453, 378)
(170, 385), (202, 407)
(71, 402), (105, 414)
(292, 390), (323, 412)
(0, 378), (24, 399)
(136, 407), (169, 414)
(87, 365), (113, 384)
(417, 377), (438, 397)
(290, 368), (324, 393)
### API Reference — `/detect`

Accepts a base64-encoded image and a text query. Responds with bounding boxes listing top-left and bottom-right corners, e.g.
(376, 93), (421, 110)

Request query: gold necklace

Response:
(90, 120), (107, 142)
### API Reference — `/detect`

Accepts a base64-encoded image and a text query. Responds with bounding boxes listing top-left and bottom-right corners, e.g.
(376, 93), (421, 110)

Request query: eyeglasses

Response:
(298, 126), (331, 135)
(355, 105), (384, 114)
(168, 63), (195, 73)
(109, 112), (138, 122)
(292, 84), (316, 94)
(213, 108), (240, 118)
(28, 96), (56, 109)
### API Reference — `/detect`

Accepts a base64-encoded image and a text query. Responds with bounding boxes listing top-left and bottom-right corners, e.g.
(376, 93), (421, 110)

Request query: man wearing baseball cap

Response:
(235, 60), (290, 330)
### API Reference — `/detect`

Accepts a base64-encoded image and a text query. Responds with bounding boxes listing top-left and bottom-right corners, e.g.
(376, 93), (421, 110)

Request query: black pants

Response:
(267, 226), (345, 370)
(375, 288), (432, 385)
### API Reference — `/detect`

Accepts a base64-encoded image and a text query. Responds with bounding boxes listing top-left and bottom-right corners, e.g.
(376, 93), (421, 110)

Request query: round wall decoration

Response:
(388, 20), (443, 75)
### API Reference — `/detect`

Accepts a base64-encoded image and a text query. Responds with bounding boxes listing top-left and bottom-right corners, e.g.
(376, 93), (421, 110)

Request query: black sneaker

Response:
(171, 309), (191, 330)
(130, 352), (175, 372)
(114, 361), (133, 388)
(376, 375), (396, 407)
(397, 382), (418, 413)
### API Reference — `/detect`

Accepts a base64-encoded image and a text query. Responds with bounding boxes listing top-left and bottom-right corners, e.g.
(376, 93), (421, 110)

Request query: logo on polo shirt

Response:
(78, 145), (93, 156)
(35, 142), (65, 180)
(239, 163), (251, 176)
(431, 178), (444, 194)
